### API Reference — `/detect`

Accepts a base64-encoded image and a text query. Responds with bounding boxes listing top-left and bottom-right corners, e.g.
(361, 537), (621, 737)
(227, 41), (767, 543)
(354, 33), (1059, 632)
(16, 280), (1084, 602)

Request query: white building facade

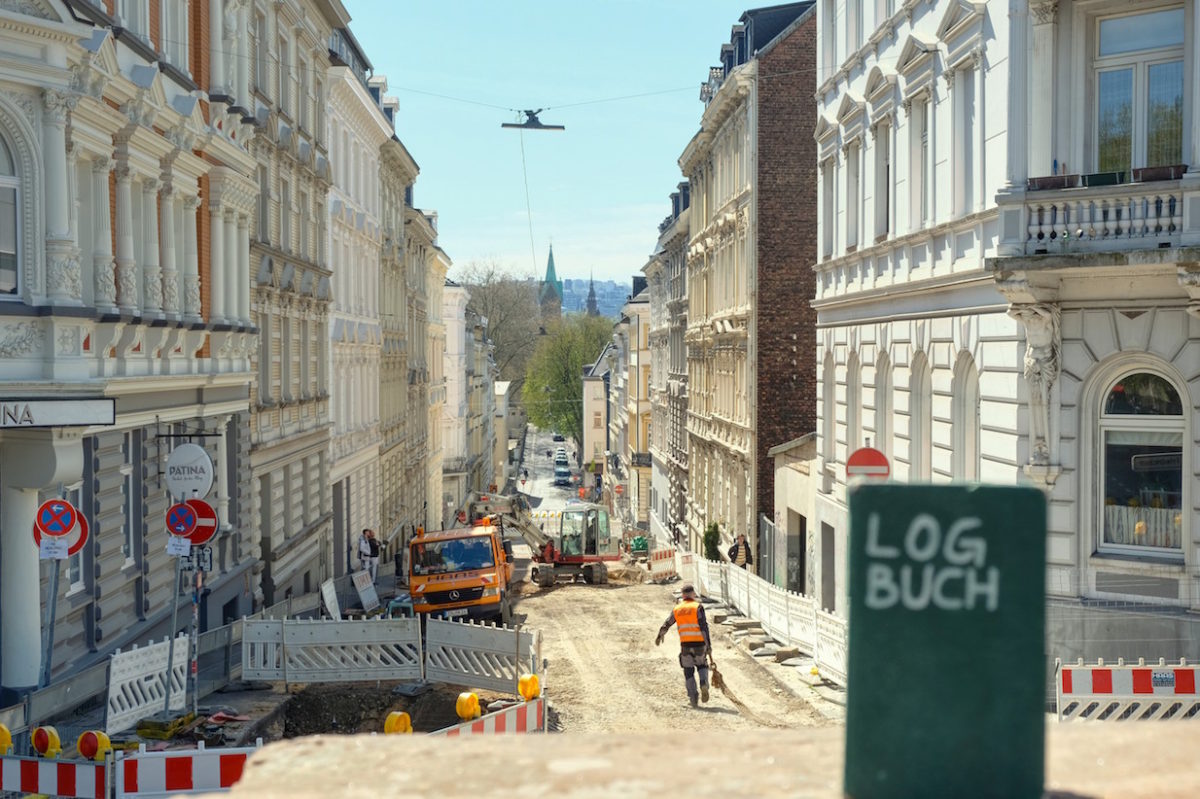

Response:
(326, 31), (389, 572)
(815, 0), (1200, 655)
(425, 247), (449, 530)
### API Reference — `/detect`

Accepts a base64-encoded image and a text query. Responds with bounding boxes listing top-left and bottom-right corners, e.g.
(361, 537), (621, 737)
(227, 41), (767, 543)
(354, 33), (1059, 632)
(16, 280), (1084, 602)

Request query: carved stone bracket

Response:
(1008, 302), (1061, 467)
(1177, 265), (1200, 319)
(1031, 0), (1059, 26)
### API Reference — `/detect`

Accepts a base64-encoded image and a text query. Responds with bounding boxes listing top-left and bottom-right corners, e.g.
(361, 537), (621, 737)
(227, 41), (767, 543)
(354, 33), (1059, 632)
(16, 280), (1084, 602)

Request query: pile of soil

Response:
(254, 683), (514, 740)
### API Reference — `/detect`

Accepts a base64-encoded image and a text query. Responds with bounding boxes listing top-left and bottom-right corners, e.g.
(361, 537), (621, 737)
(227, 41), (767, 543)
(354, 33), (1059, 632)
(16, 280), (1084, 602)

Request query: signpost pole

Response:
(190, 552), (203, 718)
(38, 484), (67, 689)
(163, 490), (185, 716)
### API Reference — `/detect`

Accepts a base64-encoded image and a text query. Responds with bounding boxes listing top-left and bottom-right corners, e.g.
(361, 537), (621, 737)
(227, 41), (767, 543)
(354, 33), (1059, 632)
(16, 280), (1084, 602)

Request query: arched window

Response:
(1100, 371), (1185, 555)
(951, 354), (980, 480)
(0, 134), (18, 296)
(822, 352), (836, 464)
(846, 352), (861, 453)
(909, 352), (932, 480)
(874, 352), (892, 460)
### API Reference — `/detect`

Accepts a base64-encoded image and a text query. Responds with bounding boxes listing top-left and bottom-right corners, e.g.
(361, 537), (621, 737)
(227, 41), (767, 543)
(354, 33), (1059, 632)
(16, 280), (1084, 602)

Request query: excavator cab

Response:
(557, 504), (617, 558)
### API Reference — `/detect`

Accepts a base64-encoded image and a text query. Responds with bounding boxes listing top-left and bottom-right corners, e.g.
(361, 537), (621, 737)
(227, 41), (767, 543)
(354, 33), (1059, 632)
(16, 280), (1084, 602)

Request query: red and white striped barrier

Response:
(429, 697), (546, 737)
(115, 740), (261, 797)
(648, 548), (677, 582)
(1056, 658), (1200, 721)
(0, 755), (106, 798)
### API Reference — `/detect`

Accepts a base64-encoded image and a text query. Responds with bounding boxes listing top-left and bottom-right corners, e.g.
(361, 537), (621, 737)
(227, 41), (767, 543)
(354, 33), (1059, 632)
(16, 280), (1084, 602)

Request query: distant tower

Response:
(539, 244), (563, 319)
(585, 271), (599, 316)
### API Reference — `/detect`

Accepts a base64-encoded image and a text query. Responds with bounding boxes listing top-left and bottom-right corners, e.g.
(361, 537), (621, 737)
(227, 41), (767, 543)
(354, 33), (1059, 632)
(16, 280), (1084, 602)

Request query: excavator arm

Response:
(466, 492), (553, 554)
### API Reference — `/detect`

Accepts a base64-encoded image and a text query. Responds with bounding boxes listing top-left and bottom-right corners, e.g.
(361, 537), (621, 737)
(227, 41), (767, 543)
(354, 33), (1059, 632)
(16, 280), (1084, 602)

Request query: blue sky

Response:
(346, 1), (757, 284)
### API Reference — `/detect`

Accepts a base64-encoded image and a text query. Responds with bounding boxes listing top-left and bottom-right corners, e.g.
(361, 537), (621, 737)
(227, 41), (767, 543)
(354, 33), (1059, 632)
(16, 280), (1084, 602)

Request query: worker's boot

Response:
(701, 684), (710, 703)
(689, 694), (698, 708)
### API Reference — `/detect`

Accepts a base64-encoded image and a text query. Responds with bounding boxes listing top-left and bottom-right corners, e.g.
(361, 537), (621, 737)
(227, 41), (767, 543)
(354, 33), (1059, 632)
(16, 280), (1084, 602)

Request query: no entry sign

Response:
(846, 446), (890, 480)
(185, 499), (219, 546)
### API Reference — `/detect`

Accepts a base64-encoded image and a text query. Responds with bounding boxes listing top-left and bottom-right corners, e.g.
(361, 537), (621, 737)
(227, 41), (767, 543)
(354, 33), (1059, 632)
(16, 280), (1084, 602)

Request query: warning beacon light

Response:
(32, 726), (62, 759)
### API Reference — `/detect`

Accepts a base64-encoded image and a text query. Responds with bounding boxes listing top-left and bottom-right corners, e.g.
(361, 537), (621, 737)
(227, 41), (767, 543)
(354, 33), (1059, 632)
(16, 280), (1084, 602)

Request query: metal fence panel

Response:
(28, 659), (109, 728)
(241, 619), (284, 681)
(106, 634), (189, 735)
(241, 618), (422, 683)
(424, 618), (539, 695)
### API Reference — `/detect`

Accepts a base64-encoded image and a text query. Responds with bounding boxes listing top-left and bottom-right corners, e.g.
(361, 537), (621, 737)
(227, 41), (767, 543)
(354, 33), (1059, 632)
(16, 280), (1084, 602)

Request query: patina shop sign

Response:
(0, 399), (116, 428)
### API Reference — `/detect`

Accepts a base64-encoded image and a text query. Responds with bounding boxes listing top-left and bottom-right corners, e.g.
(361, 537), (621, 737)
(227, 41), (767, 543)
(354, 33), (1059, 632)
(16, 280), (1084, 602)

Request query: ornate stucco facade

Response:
(0, 0), (260, 698)
(247, 0), (345, 603)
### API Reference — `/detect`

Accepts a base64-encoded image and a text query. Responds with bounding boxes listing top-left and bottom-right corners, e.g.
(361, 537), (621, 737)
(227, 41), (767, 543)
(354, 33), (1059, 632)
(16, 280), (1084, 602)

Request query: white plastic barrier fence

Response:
(1056, 658), (1200, 721)
(0, 755), (106, 798)
(648, 548), (677, 582)
(114, 740), (263, 797)
(674, 550), (848, 687)
(106, 633), (190, 735)
(242, 617), (423, 683)
(428, 697), (546, 737)
(424, 618), (540, 695)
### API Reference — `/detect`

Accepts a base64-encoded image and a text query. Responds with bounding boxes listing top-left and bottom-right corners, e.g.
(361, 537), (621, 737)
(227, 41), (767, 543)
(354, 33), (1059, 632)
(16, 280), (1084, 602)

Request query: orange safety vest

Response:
(673, 600), (705, 644)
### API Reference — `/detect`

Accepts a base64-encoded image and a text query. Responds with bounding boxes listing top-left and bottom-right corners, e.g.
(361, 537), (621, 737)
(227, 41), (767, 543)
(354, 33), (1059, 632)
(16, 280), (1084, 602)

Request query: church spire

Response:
(586, 269), (599, 316)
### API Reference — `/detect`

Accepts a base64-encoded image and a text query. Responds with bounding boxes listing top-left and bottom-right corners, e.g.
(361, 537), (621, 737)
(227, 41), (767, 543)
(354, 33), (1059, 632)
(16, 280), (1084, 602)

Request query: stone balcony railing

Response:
(996, 174), (1199, 257)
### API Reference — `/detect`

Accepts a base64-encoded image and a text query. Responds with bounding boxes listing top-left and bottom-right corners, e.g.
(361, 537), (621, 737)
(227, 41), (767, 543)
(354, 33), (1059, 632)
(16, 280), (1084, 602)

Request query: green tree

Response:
(703, 522), (722, 562)
(522, 314), (611, 445)
(458, 260), (542, 397)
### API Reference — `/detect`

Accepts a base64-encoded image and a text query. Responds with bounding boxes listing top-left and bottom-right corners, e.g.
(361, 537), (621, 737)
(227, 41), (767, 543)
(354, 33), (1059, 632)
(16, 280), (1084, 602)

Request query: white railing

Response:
(1000, 180), (1187, 255)
(241, 618), (423, 683)
(677, 551), (847, 686)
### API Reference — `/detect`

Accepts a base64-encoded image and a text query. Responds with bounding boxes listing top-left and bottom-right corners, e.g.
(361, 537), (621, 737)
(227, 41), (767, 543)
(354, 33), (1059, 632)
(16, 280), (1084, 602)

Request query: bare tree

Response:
(458, 260), (542, 395)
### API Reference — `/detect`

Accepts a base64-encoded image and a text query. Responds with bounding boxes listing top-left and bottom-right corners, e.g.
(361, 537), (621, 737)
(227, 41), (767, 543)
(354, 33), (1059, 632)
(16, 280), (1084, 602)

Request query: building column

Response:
(210, 205), (226, 323)
(160, 188), (180, 318)
(141, 179), (163, 318)
(209, 0), (227, 97)
(42, 90), (80, 305)
(214, 415), (232, 531)
(236, 0), (250, 106)
(223, 209), (238, 325)
(114, 164), (139, 314)
(974, 49), (986, 212)
(238, 214), (251, 324)
(92, 157), (117, 311)
(924, 95), (935, 228)
(1029, 1), (1059, 178)
(183, 196), (201, 321)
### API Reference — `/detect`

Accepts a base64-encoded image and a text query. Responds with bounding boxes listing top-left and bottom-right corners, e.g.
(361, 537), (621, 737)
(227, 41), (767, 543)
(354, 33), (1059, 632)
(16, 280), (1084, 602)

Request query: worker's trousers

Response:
(679, 644), (709, 702)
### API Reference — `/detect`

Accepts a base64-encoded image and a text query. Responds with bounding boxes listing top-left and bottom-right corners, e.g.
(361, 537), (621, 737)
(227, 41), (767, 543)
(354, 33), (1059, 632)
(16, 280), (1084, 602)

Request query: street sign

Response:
(846, 446), (890, 480)
(35, 499), (77, 537)
(844, 484), (1046, 799)
(352, 570), (380, 612)
(185, 499), (219, 546)
(33, 512), (89, 559)
(166, 502), (198, 537)
(179, 546), (213, 573)
(166, 535), (191, 557)
(321, 578), (342, 621)
(165, 443), (214, 499)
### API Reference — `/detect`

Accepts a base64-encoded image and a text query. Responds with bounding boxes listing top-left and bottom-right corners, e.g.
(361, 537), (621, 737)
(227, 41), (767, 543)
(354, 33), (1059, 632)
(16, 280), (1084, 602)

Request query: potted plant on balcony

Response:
(1082, 170), (1126, 187)
(1027, 174), (1080, 191)
(1132, 164), (1188, 182)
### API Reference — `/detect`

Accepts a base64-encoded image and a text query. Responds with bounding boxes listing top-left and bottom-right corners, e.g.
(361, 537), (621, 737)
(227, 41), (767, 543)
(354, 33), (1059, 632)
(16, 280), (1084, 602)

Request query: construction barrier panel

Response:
(114, 740), (262, 797)
(242, 617), (423, 683)
(428, 697), (546, 737)
(106, 634), (190, 735)
(648, 548), (677, 582)
(1056, 658), (1200, 721)
(424, 618), (541, 695)
(0, 755), (107, 798)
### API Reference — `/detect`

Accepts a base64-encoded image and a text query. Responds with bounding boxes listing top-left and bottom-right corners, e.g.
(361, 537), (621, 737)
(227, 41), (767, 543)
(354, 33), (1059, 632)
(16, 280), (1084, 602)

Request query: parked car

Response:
(552, 433), (565, 442)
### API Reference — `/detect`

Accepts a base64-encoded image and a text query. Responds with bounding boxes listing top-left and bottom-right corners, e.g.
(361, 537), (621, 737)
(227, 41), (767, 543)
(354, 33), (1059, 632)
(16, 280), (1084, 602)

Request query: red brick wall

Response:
(191, 0), (208, 100)
(149, 0), (160, 51)
(754, 11), (818, 518)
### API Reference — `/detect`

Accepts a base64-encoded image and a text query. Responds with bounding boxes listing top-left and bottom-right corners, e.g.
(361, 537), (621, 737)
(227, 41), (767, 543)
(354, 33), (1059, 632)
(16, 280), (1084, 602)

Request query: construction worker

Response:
(655, 584), (711, 708)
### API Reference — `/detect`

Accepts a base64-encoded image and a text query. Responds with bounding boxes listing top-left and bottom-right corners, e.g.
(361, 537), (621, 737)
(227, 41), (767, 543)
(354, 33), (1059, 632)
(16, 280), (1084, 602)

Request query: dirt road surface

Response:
(515, 576), (830, 733)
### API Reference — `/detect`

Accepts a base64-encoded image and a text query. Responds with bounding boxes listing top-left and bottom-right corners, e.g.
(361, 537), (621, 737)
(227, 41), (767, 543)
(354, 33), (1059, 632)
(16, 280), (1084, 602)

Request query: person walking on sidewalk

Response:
(655, 584), (711, 708)
(728, 533), (753, 570)
(358, 529), (380, 582)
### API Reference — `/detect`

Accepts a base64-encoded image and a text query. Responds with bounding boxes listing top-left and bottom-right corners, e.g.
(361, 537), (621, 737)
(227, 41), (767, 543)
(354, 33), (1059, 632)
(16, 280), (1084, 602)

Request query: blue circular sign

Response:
(167, 503), (198, 536)
(36, 500), (76, 537)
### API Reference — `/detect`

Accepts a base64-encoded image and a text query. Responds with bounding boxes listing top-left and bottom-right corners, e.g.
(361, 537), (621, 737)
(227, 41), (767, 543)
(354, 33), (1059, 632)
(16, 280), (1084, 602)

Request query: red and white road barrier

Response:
(0, 755), (106, 798)
(115, 740), (261, 797)
(429, 697), (546, 737)
(648, 548), (677, 582)
(1056, 658), (1200, 721)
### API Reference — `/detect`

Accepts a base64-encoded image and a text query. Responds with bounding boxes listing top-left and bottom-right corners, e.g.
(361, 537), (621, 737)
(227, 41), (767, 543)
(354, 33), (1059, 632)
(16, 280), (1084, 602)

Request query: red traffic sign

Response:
(33, 511), (89, 557)
(847, 446), (890, 480)
(167, 502), (198, 537)
(185, 498), (219, 546)
(35, 499), (78, 537)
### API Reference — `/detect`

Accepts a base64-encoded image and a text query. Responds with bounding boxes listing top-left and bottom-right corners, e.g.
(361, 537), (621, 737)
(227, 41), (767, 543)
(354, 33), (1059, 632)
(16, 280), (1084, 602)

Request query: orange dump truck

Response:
(408, 522), (515, 625)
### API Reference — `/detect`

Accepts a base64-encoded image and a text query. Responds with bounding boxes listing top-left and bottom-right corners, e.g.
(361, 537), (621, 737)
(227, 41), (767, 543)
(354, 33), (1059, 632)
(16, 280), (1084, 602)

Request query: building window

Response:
(62, 482), (85, 590)
(120, 431), (138, 563)
(908, 352), (931, 480)
(874, 352), (892, 459)
(594, 411), (602, 429)
(822, 0), (837, 79)
(951, 354), (980, 481)
(280, 178), (290, 252)
(1095, 7), (1185, 173)
(281, 315), (293, 401)
(821, 160), (834, 259)
(910, 98), (928, 230)
(161, 0), (189, 72)
(298, 190), (309, 258)
(874, 124), (890, 240)
(298, 58), (310, 131)
(822, 352), (835, 464)
(0, 135), (18, 297)
(955, 68), (976, 216)
(848, 0), (861, 54)
(277, 35), (289, 112)
(1100, 371), (1184, 555)
(254, 12), (268, 91)
(846, 353), (861, 453)
(846, 142), (860, 252)
(117, 0), (149, 41)
(258, 310), (271, 403)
